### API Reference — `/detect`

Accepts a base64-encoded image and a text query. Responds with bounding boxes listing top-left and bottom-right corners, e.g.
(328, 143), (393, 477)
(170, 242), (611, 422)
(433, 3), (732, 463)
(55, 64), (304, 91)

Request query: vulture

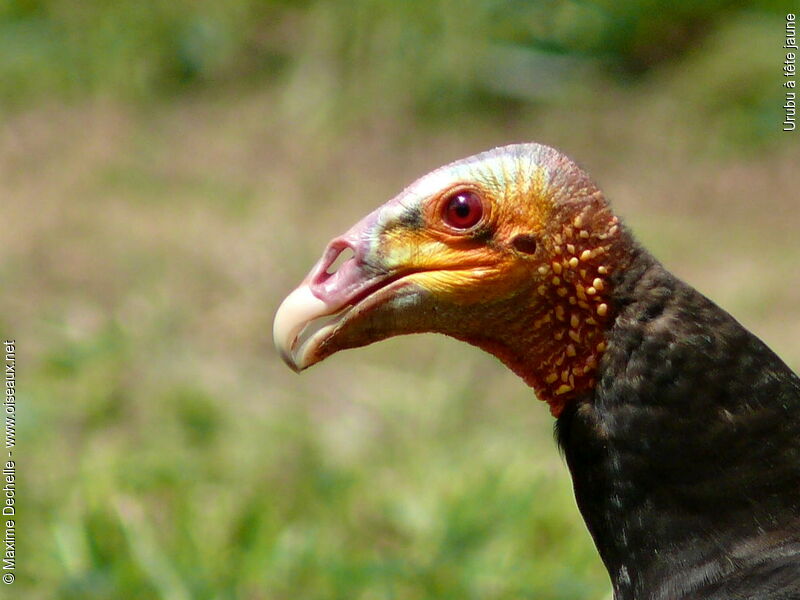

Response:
(273, 143), (800, 600)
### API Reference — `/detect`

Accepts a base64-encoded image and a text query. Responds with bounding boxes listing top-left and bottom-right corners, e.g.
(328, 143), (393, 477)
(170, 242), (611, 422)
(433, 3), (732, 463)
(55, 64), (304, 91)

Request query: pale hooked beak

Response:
(273, 283), (340, 372)
(273, 208), (391, 371)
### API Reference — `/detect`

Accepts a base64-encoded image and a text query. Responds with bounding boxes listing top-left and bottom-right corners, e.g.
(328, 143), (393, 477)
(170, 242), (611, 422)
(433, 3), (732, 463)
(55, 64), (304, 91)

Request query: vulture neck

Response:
(555, 237), (800, 600)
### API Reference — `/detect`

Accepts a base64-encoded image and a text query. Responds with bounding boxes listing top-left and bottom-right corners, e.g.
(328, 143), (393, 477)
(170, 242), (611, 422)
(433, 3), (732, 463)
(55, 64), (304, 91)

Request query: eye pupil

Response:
(443, 191), (483, 229)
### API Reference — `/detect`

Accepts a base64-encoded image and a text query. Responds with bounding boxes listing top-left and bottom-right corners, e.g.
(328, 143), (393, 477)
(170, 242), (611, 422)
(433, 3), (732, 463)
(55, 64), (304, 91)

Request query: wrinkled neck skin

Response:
(463, 197), (630, 417)
(552, 236), (800, 599)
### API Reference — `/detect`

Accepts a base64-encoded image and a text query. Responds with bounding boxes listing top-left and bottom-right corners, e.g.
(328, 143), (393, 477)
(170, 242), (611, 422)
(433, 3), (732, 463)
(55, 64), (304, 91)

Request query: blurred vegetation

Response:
(4, 1), (799, 599)
(0, 0), (795, 145)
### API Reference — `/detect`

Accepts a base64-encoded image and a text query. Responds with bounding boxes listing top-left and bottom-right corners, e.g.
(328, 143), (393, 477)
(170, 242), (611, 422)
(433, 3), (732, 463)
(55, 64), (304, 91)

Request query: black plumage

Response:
(557, 230), (800, 599)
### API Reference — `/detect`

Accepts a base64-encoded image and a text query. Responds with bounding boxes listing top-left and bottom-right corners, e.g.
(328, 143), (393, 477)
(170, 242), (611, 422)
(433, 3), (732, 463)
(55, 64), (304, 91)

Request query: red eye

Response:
(442, 190), (483, 229)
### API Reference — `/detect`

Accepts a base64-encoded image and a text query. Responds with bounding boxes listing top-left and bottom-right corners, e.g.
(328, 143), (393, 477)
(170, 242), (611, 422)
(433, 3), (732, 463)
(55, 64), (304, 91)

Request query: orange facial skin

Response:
(274, 143), (630, 416)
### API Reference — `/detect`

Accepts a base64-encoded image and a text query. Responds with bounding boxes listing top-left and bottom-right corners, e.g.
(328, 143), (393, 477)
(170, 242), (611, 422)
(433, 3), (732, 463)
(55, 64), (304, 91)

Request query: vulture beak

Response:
(272, 283), (333, 372)
(273, 208), (419, 372)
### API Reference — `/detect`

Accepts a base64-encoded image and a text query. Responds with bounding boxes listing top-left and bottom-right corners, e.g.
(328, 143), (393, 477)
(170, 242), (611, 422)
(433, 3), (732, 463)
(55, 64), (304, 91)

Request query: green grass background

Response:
(3, 1), (800, 598)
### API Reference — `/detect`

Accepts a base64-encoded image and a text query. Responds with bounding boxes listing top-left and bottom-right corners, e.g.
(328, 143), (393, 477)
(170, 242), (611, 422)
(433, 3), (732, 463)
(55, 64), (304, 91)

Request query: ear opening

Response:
(511, 234), (538, 255)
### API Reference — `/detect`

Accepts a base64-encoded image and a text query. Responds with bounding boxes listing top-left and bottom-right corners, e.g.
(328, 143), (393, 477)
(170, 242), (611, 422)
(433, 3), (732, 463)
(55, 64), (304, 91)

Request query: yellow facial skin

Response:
(375, 161), (555, 306)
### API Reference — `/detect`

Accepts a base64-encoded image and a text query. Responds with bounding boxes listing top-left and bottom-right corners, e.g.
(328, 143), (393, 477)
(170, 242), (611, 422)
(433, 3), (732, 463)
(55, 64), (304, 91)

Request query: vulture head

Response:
(274, 143), (627, 416)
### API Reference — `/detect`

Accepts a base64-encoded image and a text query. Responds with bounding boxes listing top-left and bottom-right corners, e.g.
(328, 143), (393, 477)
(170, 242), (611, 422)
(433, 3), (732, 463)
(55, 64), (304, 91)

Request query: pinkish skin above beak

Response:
(273, 208), (396, 372)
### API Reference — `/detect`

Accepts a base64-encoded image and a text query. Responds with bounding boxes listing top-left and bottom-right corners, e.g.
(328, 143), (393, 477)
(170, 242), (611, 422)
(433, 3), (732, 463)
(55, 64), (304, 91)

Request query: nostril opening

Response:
(325, 246), (355, 275)
(311, 241), (359, 290)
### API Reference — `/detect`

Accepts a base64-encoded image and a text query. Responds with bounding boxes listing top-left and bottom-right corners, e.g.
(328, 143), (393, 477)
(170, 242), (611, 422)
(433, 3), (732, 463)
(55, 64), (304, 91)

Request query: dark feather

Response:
(557, 229), (800, 599)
